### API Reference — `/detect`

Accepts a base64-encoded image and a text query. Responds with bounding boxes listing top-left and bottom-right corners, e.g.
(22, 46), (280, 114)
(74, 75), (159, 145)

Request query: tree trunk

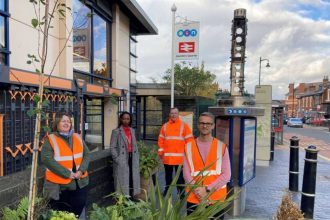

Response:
(27, 1), (50, 219)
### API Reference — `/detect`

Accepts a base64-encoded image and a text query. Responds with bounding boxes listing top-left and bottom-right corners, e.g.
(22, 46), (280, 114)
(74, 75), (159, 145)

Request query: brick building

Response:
(285, 76), (330, 120)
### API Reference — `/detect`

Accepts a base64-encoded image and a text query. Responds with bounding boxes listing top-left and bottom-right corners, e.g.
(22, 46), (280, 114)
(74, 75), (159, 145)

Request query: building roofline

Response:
(120, 0), (158, 35)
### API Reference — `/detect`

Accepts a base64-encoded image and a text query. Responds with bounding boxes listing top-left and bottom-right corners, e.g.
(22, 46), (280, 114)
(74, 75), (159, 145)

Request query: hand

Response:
(74, 170), (83, 179)
(69, 172), (76, 179)
(194, 187), (207, 200)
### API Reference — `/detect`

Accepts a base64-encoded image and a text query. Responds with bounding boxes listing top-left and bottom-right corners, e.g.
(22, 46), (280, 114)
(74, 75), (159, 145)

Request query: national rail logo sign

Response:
(178, 42), (195, 53)
(174, 21), (199, 60)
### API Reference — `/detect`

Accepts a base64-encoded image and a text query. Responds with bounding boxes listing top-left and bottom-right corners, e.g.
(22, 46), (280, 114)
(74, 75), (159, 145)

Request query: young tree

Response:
(162, 62), (218, 98)
(26, 1), (73, 219)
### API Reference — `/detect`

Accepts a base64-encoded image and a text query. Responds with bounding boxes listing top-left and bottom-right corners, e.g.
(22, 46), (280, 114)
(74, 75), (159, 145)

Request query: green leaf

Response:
(31, 18), (38, 28)
(26, 60), (32, 64)
(42, 100), (50, 107)
(58, 9), (66, 17)
(42, 126), (51, 133)
(33, 94), (40, 103)
(27, 109), (35, 117)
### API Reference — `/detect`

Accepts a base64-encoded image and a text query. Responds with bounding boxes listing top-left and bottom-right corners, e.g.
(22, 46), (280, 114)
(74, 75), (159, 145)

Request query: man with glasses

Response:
(183, 112), (231, 219)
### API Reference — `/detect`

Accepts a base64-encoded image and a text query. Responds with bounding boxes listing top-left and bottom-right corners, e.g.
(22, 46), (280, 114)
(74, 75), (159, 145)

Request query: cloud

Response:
(136, 0), (330, 99)
(95, 47), (106, 61)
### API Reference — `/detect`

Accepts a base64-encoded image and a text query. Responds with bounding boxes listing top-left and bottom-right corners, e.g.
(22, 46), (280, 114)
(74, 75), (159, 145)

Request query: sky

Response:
(135, 0), (330, 100)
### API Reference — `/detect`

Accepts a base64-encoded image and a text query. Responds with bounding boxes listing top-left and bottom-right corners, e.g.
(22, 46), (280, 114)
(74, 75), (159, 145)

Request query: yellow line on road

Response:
(318, 154), (330, 162)
(297, 146), (330, 162)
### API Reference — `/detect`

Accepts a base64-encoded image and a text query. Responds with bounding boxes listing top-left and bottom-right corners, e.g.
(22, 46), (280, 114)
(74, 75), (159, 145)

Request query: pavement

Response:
(237, 142), (330, 220)
(155, 131), (330, 220)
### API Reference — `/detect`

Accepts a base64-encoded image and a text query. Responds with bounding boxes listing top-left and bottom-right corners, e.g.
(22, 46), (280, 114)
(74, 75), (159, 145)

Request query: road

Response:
(283, 124), (330, 161)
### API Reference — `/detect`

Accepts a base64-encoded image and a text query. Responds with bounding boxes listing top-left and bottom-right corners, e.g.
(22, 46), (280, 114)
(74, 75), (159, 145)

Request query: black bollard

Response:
(289, 136), (299, 191)
(301, 145), (318, 219)
(270, 131), (275, 161)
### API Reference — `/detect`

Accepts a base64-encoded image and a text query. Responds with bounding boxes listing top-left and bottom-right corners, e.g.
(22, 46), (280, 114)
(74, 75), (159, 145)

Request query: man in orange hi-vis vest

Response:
(158, 107), (193, 196)
(183, 112), (231, 219)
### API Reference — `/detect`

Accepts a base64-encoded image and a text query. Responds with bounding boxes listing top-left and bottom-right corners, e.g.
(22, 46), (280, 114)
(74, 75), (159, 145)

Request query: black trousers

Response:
(163, 164), (184, 197)
(49, 184), (88, 217)
(129, 152), (134, 197)
(186, 202), (225, 219)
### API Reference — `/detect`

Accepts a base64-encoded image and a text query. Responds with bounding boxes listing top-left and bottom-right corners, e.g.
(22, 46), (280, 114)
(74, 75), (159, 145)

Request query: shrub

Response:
(89, 193), (152, 220)
(274, 192), (304, 220)
(91, 167), (236, 220)
(138, 141), (160, 179)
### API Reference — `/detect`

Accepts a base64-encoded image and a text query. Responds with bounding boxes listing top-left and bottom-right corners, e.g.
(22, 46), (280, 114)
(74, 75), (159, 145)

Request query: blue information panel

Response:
(239, 118), (257, 186)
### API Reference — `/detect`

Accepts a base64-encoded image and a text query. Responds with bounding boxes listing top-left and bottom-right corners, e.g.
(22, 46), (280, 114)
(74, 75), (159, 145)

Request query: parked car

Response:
(287, 118), (303, 128)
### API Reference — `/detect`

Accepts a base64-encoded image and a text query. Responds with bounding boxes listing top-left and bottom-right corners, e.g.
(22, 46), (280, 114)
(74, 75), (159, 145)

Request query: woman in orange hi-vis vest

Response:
(183, 112), (231, 219)
(41, 112), (90, 218)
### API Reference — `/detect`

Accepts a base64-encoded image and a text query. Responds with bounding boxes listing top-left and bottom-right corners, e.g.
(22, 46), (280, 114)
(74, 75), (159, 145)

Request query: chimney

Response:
(288, 83), (294, 93)
(323, 76), (329, 85)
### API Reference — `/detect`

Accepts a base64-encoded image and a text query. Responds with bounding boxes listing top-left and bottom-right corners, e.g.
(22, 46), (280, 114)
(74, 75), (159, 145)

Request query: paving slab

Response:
(235, 145), (330, 220)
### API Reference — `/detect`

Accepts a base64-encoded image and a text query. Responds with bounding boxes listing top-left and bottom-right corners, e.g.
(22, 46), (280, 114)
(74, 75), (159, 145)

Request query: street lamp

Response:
(170, 4), (177, 108)
(258, 56), (270, 86)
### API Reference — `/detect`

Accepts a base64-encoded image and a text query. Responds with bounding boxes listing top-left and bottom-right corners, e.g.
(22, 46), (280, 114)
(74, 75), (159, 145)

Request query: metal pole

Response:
(289, 136), (299, 191)
(301, 145), (318, 219)
(270, 131), (275, 161)
(258, 56), (261, 86)
(170, 4), (177, 108)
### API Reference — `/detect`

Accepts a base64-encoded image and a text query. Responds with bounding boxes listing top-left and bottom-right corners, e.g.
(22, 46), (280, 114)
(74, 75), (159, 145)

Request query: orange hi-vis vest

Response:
(158, 118), (193, 165)
(185, 138), (227, 204)
(45, 133), (88, 184)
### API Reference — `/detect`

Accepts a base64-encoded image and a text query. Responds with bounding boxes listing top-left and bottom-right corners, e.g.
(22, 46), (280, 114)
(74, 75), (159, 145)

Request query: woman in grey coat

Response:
(110, 111), (140, 197)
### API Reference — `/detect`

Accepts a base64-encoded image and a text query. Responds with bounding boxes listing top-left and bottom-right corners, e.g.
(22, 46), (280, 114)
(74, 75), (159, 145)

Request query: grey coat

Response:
(110, 126), (141, 196)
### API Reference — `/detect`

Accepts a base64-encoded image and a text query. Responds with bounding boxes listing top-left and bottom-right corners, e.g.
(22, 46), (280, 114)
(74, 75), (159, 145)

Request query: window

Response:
(72, 0), (111, 85)
(85, 99), (103, 151)
(327, 89), (330, 101)
(130, 35), (137, 84)
(0, 0), (9, 65)
(93, 14), (108, 85)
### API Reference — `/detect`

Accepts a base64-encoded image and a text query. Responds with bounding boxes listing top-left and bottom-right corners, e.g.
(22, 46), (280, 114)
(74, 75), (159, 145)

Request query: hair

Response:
(199, 112), (215, 122)
(52, 112), (72, 132)
(118, 111), (132, 127)
(169, 107), (179, 113)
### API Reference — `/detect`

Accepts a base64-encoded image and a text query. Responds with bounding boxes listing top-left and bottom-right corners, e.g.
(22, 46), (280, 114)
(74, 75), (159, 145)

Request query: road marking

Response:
(318, 154), (330, 162)
(283, 132), (330, 161)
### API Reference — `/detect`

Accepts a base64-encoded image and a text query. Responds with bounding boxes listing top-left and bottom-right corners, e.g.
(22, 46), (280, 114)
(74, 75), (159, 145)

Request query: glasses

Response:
(199, 122), (213, 127)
